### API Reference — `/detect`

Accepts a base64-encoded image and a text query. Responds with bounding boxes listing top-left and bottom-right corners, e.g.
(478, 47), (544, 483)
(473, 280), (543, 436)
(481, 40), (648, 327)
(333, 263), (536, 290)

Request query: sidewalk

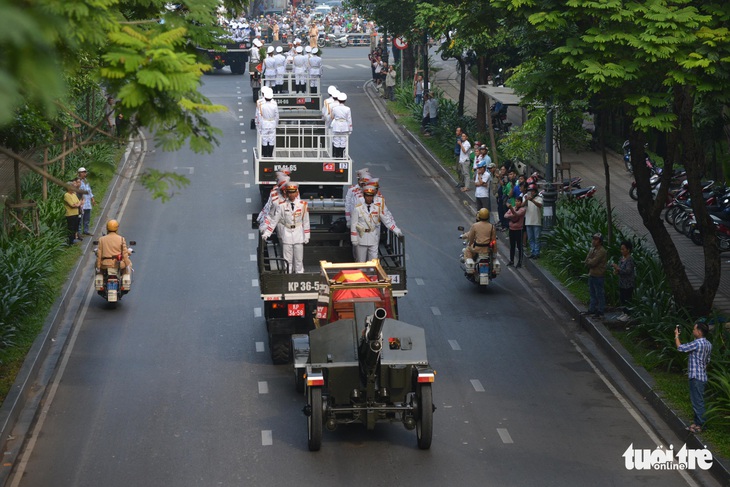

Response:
(429, 56), (730, 316)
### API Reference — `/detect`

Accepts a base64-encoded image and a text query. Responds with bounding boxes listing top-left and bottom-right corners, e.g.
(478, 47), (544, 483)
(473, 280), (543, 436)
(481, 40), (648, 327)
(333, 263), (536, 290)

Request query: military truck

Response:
(254, 213), (406, 364)
(197, 37), (251, 75)
(297, 260), (435, 451)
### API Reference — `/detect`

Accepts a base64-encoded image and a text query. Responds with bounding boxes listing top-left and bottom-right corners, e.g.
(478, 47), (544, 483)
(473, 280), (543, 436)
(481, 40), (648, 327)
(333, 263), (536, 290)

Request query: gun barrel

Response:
(361, 308), (387, 371)
(366, 307), (387, 342)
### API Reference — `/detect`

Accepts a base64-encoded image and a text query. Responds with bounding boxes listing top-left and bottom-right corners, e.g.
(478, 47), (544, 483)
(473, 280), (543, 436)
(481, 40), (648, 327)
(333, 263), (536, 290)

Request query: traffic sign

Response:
(393, 37), (408, 50)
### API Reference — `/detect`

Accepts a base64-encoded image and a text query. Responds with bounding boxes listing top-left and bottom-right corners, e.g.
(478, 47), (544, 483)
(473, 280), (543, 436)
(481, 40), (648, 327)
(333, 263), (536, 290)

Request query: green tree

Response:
(496, 0), (730, 315)
(0, 0), (248, 197)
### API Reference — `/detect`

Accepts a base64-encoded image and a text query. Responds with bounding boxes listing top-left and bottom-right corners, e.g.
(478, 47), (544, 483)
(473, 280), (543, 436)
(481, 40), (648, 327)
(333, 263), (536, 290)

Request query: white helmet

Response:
(267, 46), (274, 54)
(276, 46), (283, 53)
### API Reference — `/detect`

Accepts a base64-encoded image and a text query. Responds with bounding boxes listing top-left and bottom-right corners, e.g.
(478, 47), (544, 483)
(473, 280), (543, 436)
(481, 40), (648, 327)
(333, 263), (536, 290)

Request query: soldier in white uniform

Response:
(322, 85), (339, 124)
(257, 171), (290, 228)
(293, 45), (308, 93)
(274, 46), (286, 94)
(262, 183), (311, 274)
(345, 169), (371, 225)
(308, 47), (322, 94)
(250, 38), (262, 67)
(350, 185), (402, 262)
(256, 87), (279, 157)
(329, 92), (352, 158)
(263, 46), (276, 88)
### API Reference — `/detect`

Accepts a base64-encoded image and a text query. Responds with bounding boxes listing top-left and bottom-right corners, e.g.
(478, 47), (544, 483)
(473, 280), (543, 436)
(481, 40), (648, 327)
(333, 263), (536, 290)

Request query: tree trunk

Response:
(597, 110), (614, 246)
(632, 85), (720, 316)
(456, 56), (465, 117)
(476, 56), (487, 134)
(403, 45), (415, 88)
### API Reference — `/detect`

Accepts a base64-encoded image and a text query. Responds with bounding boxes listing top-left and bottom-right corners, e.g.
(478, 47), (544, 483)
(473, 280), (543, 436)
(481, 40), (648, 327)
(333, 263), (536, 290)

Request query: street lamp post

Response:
(542, 105), (557, 231)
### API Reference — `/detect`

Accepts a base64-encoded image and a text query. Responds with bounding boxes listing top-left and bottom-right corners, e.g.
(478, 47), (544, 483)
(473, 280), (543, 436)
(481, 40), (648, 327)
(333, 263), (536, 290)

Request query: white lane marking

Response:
(339, 64), (353, 69)
(262, 430), (273, 446)
(245, 183), (250, 188)
(355, 63), (370, 69)
(570, 340), (698, 485)
(431, 307), (441, 316)
(244, 170), (249, 175)
(250, 254), (257, 261)
(415, 278), (424, 285)
(239, 115), (244, 118)
(256, 342), (265, 352)
(252, 279), (259, 288)
(258, 381), (269, 394)
(246, 198), (252, 203)
(248, 233), (255, 240)
(237, 101), (242, 105)
(254, 307), (261, 317)
(243, 158), (248, 163)
(242, 148), (248, 153)
(470, 379), (485, 392)
(246, 213), (252, 220)
(497, 428), (514, 444)
(240, 122), (245, 126)
(448, 340), (461, 351)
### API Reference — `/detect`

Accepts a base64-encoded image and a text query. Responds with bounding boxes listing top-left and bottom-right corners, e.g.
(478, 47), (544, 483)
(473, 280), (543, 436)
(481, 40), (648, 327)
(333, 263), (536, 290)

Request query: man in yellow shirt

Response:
(63, 179), (81, 245)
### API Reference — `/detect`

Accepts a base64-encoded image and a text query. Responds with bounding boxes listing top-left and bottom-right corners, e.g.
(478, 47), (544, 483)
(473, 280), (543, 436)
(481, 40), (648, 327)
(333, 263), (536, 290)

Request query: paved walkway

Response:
(429, 56), (730, 315)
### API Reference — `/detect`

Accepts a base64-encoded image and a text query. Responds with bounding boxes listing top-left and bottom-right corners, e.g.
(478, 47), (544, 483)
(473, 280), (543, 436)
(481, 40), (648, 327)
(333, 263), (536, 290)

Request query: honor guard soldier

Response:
(293, 45), (308, 93)
(274, 45), (286, 93)
(262, 182), (311, 274)
(263, 46), (276, 88)
(256, 86), (279, 157)
(329, 92), (352, 158)
(350, 185), (401, 262)
(322, 85), (339, 124)
(345, 169), (371, 225)
(257, 171), (290, 228)
(308, 47), (322, 94)
(250, 38), (262, 67)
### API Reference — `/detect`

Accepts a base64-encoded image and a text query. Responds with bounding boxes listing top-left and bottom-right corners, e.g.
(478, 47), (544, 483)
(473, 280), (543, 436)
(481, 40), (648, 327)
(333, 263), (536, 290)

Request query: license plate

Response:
(479, 263), (490, 274)
(288, 303), (305, 317)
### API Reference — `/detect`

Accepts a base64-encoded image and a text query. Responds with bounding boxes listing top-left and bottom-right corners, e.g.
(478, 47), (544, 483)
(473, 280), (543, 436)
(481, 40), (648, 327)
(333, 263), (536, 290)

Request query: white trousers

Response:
(354, 243), (377, 262)
(283, 243), (304, 273)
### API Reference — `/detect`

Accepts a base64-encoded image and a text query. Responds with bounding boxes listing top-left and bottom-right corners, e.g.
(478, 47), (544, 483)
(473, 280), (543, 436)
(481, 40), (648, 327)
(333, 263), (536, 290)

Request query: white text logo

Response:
(623, 443), (713, 470)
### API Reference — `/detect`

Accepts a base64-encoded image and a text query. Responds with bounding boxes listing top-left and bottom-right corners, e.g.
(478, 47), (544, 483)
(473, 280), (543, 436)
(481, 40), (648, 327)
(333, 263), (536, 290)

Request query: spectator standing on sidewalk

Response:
(384, 64), (396, 101)
(504, 195), (526, 267)
(584, 232), (607, 318)
(425, 92), (438, 132)
(421, 93), (431, 133)
(457, 132), (472, 192)
(453, 127), (462, 164)
(473, 160), (491, 212)
(612, 240), (635, 321)
(524, 189), (543, 259)
(675, 321), (712, 434)
(63, 180), (82, 246)
(77, 167), (96, 236)
(413, 73), (424, 104)
(496, 166), (509, 230)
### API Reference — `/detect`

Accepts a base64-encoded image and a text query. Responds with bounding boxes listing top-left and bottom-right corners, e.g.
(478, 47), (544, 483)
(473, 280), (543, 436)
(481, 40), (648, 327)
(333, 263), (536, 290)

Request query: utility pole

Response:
(422, 30), (429, 96)
(542, 105), (557, 231)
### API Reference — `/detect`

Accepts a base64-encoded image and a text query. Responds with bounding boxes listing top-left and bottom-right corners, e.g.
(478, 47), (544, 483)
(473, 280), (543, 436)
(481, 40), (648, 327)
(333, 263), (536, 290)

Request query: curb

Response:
(0, 133), (146, 486)
(369, 83), (730, 485)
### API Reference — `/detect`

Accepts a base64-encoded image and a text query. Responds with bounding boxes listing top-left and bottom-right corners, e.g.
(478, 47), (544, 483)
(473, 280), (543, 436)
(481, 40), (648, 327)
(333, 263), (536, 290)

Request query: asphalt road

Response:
(7, 47), (718, 487)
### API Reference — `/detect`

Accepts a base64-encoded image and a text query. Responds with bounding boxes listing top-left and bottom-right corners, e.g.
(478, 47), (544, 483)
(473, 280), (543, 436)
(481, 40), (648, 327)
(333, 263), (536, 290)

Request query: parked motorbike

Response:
(688, 215), (730, 251)
(490, 102), (511, 132)
(93, 240), (135, 303)
(458, 227), (500, 289)
(317, 32), (348, 48)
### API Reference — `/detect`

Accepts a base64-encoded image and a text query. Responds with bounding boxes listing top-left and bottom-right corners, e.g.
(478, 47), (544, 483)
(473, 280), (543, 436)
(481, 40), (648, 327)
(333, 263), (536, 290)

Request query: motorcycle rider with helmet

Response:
(96, 219), (133, 276)
(462, 208), (497, 274)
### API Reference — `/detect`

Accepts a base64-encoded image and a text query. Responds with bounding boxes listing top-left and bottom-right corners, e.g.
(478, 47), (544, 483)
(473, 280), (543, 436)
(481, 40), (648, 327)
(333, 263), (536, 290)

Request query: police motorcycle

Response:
(458, 209), (501, 289)
(92, 222), (135, 303)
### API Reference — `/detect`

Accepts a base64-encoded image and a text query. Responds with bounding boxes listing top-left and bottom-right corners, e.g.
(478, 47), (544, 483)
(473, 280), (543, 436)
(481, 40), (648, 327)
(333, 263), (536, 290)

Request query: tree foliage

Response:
(0, 0), (250, 153)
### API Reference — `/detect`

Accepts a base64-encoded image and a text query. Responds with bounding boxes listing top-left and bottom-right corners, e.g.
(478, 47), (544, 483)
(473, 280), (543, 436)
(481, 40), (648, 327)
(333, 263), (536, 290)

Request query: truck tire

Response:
(307, 387), (323, 451)
(317, 38), (325, 48)
(270, 334), (292, 364)
(230, 60), (246, 75)
(416, 384), (433, 450)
